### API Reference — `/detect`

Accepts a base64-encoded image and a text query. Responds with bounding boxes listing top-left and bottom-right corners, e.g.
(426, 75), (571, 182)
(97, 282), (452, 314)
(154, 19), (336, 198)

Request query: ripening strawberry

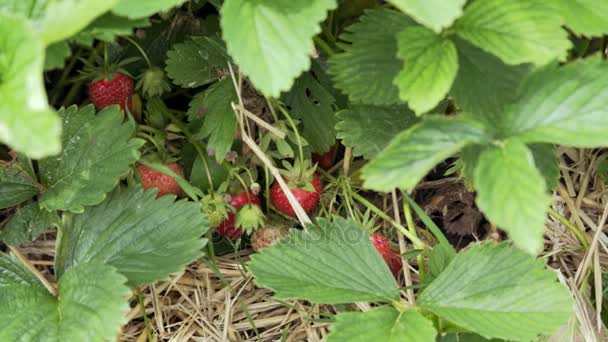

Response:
(216, 192), (262, 239)
(312, 145), (337, 170)
(137, 163), (184, 198)
(88, 72), (134, 112)
(270, 169), (322, 217)
(370, 232), (402, 276)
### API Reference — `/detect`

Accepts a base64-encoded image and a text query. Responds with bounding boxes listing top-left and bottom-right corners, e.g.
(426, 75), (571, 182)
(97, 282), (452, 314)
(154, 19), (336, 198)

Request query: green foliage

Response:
(503, 58), (608, 146)
(0, 257), (129, 342)
(199, 78), (238, 162)
(474, 140), (549, 255)
(249, 217), (400, 304)
(328, 307), (437, 342)
(0, 202), (60, 245)
(165, 36), (230, 88)
(529, 143), (560, 191)
(282, 72), (337, 153)
(362, 117), (489, 192)
(335, 105), (418, 159)
(74, 13), (150, 45)
(557, 0), (608, 36)
(0, 13), (61, 159)
(388, 0), (465, 33)
(55, 186), (209, 286)
(0, 163), (39, 209)
(220, 0), (337, 96)
(418, 242), (573, 341)
(394, 26), (458, 114)
(454, 0), (570, 65)
(38, 105), (143, 213)
(328, 8), (412, 105)
(112, 0), (187, 18)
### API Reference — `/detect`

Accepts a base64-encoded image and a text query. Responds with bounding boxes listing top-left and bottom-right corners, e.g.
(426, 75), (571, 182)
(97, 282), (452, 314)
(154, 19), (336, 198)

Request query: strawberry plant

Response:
(2, 0), (608, 340)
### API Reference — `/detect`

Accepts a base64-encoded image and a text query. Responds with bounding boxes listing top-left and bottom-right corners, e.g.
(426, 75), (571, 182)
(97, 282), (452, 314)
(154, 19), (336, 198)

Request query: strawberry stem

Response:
(276, 103), (305, 182)
(231, 172), (253, 205)
(123, 36), (153, 69)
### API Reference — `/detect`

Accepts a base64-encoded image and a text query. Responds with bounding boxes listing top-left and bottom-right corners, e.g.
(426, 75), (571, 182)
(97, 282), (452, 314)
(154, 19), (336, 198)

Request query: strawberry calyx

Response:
(235, 204), (265, 234)
(136, 66), (171, 98)
(278, 159), (318, 192)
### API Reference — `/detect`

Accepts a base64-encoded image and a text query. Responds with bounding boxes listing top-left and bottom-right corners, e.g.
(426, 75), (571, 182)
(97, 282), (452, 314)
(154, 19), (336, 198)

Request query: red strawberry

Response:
(312, 146), (337, 170)
(251, 225), (287, 252)
(216, 192), (262, 239)
(88, 72), (133, 112)
(370, 233), (402, 276)
(270, 173), (322, 217)
(137, 162), (184, 198)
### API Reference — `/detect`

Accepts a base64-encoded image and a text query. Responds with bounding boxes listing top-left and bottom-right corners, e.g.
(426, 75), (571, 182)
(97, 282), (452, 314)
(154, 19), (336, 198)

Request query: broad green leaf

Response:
(44, 41), (71, 70)
(74, 13), (150, 45)
(249, 217), (399, 304)
(0, 261), (129, 342)
(282, 72), (336, 153)
(454, 0), (570, 66)
(0, 13), (61, 159)
(0, 253), (42, 287)
(336, 105), (418, 159)
(0, 163), (39, 209)
(529, 143), (560, 191)
(190, 154), (229, 192)
(419, 242), (573, 341)
(450, 38), (530, 129)
(474, 140), (550, 255)
(55, 186), (208, 286)
(200, 78), (238, 163)
(429, 244), (454, 280)
(328, 307), (437, 342)
(38, 105), (143, 213)
(40, 0), (118, 45)
(328, 8), (413, 105)
(220, 0), (337, 97)
(395, 26), (458, 114)
(0, 202), (60, 245)
(113, 0), (187, 18)
(504, 57), (608, 146)
(362, 117), (489, 192)
(388, 0), (465, 32)
(165, 36), (230, 88)
(557, 0), (608, 36)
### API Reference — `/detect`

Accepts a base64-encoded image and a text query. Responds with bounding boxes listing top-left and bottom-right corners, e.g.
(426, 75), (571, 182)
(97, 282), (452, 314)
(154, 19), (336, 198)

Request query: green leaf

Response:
(0, 261), (129, 342)
(429, 244), (454, 280)
(336, 105), (418, 160)
(362, 116), (489, 192)
(220, 0), (337, 97)
(0, 163), (39, 209)
(0, 253), (42, 287)
(419, 242), (573, 341)
(74, 13), (150, 45)
(55, 186), (208, 286)
(0, 202), (60, 245)
(328, 8), (413, 105)
(44, 41), (71, 70)
(504, 57), (608, 146)
(200, 78), (238, 163)
(0, 13), (61, 159)
(328, 307), (437, 342)
(474, 140), (549, 255)
(282, 72), (336, 153)
(113, 0), (187, 18)
(450, 38), (530, 128)
(394, 26), (458, 114)
(249, 217), (399, 304)
(165, 36), (230, 88)
(387, 0), (465, 32)
(39, 0), (118, 45)
(557, 0), (608, 36)
(529, 143), (560, 191)
(38, 105), (143, 213)
(454, 0), (570, 66)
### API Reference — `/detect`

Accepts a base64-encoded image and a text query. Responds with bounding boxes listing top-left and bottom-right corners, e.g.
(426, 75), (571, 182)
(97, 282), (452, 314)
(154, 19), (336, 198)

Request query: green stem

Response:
(123, 36), (152, 68)
(547, 207), (590, 251)
(135, 289), (154, 342)
(136, 131), (167, 161)
(277, 103), (305, 179)
(403, 200), (425, 281)
(159, 110), (219, 195)
(313, 36), (336, 57)
(50, 47), (82, 105)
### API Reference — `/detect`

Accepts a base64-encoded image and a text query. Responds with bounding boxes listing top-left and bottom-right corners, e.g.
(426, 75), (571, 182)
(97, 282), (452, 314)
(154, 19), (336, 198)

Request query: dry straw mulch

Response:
(9, 147), (608, 341)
